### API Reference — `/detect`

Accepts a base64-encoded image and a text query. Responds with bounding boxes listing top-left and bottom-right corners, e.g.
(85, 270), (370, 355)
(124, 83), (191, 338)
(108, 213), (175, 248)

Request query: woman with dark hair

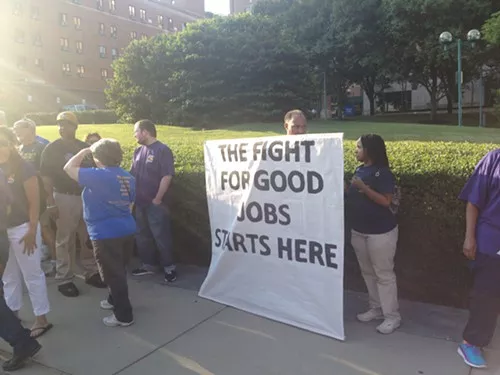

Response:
(84, 133), (102, 146)
(346, 134), (400, 334)
(0, 126), (52, 338)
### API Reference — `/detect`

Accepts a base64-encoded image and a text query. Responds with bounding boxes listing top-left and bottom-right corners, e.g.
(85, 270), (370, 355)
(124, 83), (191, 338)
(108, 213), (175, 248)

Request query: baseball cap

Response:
(56, 111), (78, 126)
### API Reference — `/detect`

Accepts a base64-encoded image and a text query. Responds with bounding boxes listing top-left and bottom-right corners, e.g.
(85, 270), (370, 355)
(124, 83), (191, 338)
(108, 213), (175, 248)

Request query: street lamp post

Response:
(439, 29), (481, 127)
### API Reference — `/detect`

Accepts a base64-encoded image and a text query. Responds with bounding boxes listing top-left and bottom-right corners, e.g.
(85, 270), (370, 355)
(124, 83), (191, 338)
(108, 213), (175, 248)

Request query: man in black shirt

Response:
(40, 112), (104, 297)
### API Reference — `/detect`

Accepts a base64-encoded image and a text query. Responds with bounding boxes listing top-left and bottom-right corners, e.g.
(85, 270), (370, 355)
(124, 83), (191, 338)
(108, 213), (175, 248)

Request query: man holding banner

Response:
(284, 109), (307, 135)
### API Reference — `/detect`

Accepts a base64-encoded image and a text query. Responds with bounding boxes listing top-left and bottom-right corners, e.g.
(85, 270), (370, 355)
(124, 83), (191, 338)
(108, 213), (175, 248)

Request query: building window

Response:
(130, 31), (137, 40)
(15, 30), (25, 43)
(101, 69), (109, 79)
(99, 46), (107, 58)
(99, 23), (105, 35)
(35, 58), (44, 69)
(110, 25), (117, 38)
(60, 13), (68, 26)
(74, 16), (82, 30)
(129, 5), (135, 18)
(77, 65), (85, 77)
(62, 63), (71, 75)
(111, 48), (118, 60)
(140, 9), (146, 21)
(76, 41), (84, 54)
(17, 57), (26, 70)
(60, 38), (69, 51)
(157, 15), (164, 28)
(109, 0), (116, 12)
(96, 0), (104, 10)
(33, 34), (42, 47)
(31, 6), (40, 20)
(13, 2), (22, 16)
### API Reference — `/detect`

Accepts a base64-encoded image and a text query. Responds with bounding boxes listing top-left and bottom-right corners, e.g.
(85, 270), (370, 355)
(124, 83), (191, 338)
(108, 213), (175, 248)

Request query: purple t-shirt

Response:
(131, 141), (175, 207)
(459, 149), (500, 257)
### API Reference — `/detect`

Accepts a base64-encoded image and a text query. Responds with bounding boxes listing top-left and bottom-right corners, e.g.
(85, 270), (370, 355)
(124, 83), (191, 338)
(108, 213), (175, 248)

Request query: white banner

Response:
(199, 133), (345, 340)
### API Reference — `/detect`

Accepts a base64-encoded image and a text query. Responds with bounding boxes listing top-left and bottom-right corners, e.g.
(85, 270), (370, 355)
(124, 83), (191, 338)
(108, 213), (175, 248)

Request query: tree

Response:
(107, 14), (315, 124)
(483, 11), (500, 45)
(382, 0), (496, 121)
(331, 0), (389, 116)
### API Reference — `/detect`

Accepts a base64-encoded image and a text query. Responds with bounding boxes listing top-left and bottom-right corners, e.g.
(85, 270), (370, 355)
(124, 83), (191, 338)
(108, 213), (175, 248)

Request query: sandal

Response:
(30, 323), (53, 339)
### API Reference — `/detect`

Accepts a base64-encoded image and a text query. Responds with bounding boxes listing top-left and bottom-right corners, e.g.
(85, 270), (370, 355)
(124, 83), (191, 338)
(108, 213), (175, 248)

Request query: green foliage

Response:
(483, 11), (500, 45)
(25, 110), (118, 126)
(106, 14), (315, 125)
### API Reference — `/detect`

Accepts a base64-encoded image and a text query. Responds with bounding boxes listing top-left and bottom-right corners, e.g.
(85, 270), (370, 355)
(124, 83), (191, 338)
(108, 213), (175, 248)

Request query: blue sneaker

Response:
(458, 343), (487, 369)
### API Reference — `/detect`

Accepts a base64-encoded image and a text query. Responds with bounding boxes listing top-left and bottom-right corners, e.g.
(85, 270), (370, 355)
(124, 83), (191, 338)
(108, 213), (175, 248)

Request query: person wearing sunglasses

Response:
(0, 126), (52, 339)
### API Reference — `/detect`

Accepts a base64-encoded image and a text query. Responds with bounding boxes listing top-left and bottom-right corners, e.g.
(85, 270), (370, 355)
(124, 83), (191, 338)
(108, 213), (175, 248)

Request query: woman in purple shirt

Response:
(457, 149), (500, 369)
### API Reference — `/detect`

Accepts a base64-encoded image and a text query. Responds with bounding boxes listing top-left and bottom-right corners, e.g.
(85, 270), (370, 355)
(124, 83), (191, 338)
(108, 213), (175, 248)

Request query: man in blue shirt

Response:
(64, 138), (137, 327)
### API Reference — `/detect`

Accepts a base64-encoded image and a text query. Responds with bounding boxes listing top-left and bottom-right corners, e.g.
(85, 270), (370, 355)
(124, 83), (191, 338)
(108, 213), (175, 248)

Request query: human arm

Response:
(21, 175), (40, 255)
(63, 148), (92, 182)
(463, 203), (479, 260)
(152, 147), (175, 205)
(351, 176), (392, 207)
(152, 176), (173, 205)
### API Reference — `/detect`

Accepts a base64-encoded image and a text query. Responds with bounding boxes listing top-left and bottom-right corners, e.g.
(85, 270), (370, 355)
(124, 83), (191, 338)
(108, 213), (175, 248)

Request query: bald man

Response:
(284, 109), (307, 135)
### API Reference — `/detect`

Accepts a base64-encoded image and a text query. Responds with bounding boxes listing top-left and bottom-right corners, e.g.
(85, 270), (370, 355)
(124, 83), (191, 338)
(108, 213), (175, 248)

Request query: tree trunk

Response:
(446, 93), (453, 114)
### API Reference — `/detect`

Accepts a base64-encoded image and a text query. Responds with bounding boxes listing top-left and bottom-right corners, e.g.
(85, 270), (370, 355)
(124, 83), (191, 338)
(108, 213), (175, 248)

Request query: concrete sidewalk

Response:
(0, 265), (496, 375)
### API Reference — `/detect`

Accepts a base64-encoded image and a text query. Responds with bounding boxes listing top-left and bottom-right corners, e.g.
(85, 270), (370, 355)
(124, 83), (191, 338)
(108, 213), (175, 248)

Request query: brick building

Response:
(0, 0), (204, 114)
(230, 0), (256, 14)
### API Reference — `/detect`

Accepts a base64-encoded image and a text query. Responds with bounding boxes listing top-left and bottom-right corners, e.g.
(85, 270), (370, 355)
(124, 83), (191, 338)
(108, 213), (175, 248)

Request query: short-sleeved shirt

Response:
(0, 169), (11, 231)
(0, 158), (37, 229)
(347, 165), (397, 234)
(130, 141), (175, 207)
(79, 167), (137, 240)
(459, 149), (500, 257)
(40, 138), (92, 195)
(18, 140), (46, 171)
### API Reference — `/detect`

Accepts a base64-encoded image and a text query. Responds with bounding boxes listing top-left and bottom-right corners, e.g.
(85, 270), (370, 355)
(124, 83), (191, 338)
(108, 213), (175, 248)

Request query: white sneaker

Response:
(100, 300), (113, 310)
(357, 309), (384, 322)
(103, 314), (134, 327)
(376, 318), (401, 334)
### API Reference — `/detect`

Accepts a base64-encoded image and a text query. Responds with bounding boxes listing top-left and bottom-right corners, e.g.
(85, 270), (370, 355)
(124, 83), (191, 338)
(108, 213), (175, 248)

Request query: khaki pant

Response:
(351, 227), (400, 320)
(54, 192), (97, 283)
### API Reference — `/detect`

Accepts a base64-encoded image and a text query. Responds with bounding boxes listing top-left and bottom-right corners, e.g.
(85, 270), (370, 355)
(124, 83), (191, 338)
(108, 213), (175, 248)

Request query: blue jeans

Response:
(0, 294), (36, 353)
(135, 204), (175, 272)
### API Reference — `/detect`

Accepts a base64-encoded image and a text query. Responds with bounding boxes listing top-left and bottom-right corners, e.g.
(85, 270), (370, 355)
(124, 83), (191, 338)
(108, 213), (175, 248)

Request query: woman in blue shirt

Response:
(64, 138), (136, 327)
(346, 134), (400, 334)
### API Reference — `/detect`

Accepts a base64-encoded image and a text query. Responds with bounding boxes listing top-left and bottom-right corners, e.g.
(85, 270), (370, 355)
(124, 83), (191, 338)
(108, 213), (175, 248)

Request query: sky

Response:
(205, 0), (230, 15)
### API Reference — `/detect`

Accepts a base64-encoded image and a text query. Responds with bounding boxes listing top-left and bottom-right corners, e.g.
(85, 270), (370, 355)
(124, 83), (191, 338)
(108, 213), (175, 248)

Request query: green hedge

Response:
(25, 110), (118, 126)
(168, 140), (497, 308)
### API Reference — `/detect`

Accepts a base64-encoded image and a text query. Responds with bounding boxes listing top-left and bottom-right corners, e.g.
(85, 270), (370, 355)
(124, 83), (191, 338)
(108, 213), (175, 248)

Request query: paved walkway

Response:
(0, 265), (497, 375)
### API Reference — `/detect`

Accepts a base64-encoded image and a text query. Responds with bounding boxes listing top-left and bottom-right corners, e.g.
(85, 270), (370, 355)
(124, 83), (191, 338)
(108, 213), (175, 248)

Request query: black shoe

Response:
(164, 270), (177, 283)
(132, 268), (154, 276)
(2, 340), (41, 371)
(85, 273), (107, 289)
(58, 282), (79, 297)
